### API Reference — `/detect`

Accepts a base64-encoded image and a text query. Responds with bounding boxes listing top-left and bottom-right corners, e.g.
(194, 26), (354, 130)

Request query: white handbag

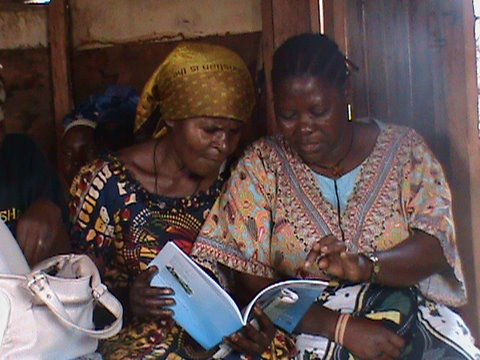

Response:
(0, 254), (123, 360)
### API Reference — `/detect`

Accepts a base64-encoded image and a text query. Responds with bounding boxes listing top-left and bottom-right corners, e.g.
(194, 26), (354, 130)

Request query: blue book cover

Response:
(149, 242), (328, 350)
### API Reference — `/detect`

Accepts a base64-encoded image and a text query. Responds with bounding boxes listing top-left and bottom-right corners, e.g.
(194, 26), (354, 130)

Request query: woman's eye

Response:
(203, 127), (218, 134)
(277, 111), (297, 121)
(311, 109), (328, 117)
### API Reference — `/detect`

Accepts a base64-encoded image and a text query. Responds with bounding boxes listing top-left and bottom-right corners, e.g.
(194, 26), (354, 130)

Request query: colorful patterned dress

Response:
(69, 153), (230, 359)
(192, 122), (480, 359)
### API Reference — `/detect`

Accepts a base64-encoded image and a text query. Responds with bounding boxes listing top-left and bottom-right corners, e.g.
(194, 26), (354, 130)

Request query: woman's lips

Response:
(299, 142), (321, 154)
(202, 156), (223, 164)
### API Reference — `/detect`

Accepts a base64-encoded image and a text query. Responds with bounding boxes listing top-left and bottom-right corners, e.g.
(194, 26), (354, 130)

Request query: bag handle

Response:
(27, 270), (123, 339)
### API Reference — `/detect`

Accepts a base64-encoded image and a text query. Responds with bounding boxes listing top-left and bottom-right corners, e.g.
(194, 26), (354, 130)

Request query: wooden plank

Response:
(439, 0), (479, 338)
(261, 0), (276, 134)
(344, 0), (369, 120)
(0, 48), (55, 161)
(381, 0), (414, 128)
(47, 0), (72, 166)
(309, 0), (321, 33)
(408, 0), (437, 148)
(323, 0), (347, 53)
(271, 0), (312, 47)
(462, 0), (480, 338)
(362, 0), (389, 122)
(322, 0), (335, 37)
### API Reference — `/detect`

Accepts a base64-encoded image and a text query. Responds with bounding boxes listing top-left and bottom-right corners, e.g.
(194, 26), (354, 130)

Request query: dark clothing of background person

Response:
(0, 133), (68, 237)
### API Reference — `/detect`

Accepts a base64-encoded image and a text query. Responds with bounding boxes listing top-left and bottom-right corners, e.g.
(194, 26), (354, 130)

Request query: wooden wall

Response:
(324, 0), (480, 337)
(0, 48), (55, 160)
(72, 33), (262, 105)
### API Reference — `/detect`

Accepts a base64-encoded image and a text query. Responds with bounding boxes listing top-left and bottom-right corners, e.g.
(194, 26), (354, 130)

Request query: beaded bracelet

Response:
(334, 313), (351, 346)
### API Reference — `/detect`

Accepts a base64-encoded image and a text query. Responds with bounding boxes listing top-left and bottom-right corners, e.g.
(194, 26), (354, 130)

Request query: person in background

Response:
(62, 85), (138, 185)
(0, 75), (69, 266)
(192, 33), (480, 359)
(69, 42), (288, 359)
(62, 116), (98, 187)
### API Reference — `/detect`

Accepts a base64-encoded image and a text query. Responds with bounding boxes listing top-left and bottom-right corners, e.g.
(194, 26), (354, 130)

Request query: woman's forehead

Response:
(274, 76), (341, 104)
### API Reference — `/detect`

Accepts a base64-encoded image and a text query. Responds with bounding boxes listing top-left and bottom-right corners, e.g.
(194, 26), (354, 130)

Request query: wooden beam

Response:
(261, 0), (276, 134)
(47, 0), (72, 167)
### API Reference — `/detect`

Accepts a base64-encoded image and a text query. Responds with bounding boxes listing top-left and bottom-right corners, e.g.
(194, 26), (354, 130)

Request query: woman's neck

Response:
(311, 122), (380, 179)
(153, 137), (218, 196)
(311, 125), (355, 178)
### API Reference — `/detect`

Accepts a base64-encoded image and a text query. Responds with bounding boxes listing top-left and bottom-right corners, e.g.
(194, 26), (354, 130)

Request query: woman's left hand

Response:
(303, 235), (372, 283)
(225, 306), (276, 356)
(16, 199), (67, 265)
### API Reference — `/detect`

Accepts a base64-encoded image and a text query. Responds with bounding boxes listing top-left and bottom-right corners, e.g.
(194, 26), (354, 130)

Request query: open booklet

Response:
(149, 242), (329, 350)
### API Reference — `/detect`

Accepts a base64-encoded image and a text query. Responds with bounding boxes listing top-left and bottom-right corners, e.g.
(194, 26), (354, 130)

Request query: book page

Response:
(149, 242), (243, 350)
(242, 279), (329, 333)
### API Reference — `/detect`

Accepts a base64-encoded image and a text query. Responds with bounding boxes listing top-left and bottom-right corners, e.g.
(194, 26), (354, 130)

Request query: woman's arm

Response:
(372, 229), (450, 287)
(233, 268), (406, 359)
(305, 229), (450, 287)
(298, 303), (405, 359)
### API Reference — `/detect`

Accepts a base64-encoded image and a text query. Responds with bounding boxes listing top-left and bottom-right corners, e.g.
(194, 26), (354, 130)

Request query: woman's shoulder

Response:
(373, 119), (420, 139)
(69, 155), (123, 198)
(115, 140), (155, 178)
(240, 135), (291, 162)
(371, 119), (426, 149)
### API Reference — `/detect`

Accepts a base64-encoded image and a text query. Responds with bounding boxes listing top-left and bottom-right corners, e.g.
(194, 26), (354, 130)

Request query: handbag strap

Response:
(27, 271), (123, 339)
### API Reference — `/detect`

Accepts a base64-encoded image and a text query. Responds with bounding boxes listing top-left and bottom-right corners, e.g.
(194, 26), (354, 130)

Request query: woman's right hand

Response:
(225, 306), (276, 357)
(130, 266), (176, 320)
(303, 235), (372, 283)
(343, 317), (406, 360)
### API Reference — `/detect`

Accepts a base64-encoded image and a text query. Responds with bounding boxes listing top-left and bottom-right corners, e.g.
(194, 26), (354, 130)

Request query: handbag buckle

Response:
(27, 272), (48, 293)
(92, 284), (107, 301)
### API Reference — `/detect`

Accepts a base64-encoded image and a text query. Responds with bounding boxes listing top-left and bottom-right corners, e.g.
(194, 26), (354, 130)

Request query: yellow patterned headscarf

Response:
(135, 42), (255, 138)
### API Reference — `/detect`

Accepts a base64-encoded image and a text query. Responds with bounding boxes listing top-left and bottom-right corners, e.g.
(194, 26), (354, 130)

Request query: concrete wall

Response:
(0, 1), (262, 50)
(71, 0), (262, 49)
(0, 8), (47, 49)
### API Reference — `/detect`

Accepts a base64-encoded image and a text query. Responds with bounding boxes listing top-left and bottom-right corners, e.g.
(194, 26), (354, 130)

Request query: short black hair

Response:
(272, 33), (353, 90)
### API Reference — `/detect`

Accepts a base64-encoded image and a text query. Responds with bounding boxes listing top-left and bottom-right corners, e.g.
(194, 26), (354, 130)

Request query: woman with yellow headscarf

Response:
(69, 43), (286, 359)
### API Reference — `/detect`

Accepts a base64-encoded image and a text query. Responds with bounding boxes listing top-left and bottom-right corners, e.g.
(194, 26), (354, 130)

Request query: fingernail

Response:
(254, 305), (262, 314)
(304, 261), (311, 268)
(340, 252), (347, 258)
(321, 246), (328, 253)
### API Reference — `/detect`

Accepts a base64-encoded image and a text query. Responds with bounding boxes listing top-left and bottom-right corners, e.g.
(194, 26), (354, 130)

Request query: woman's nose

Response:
(299, 114), (314, 135)
(213, 132), (228, 153)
